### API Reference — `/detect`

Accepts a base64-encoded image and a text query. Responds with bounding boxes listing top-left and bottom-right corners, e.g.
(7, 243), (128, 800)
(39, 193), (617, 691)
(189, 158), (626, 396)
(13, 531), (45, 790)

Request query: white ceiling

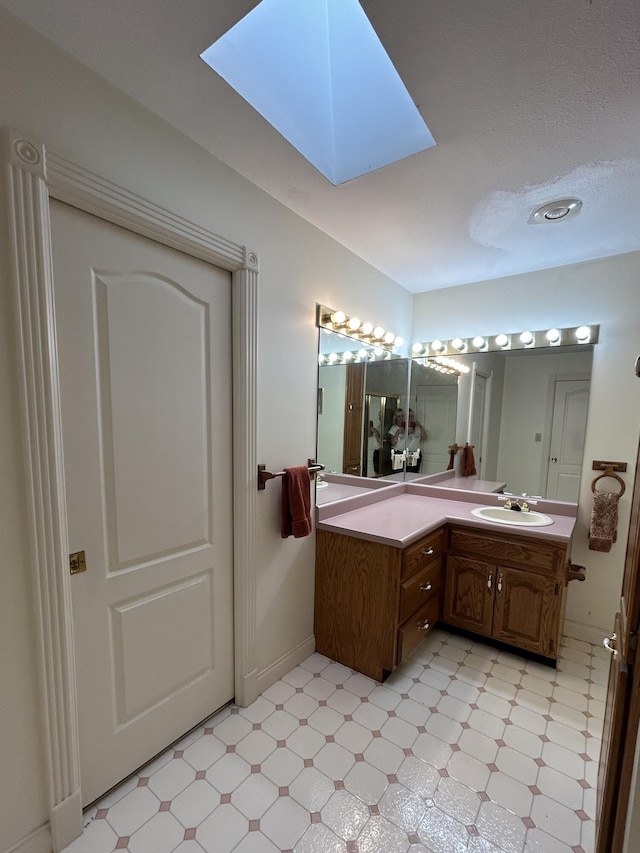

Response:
(4, 0), (640, 293)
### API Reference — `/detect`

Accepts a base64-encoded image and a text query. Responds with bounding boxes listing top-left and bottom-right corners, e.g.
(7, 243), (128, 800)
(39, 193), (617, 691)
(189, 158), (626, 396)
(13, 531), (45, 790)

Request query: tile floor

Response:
(63, 628), (607, 853)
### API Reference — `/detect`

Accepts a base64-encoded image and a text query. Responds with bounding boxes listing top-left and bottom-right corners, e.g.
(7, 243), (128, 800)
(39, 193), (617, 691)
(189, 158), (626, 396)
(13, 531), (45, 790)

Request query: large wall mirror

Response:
(317, 326), (594, 503)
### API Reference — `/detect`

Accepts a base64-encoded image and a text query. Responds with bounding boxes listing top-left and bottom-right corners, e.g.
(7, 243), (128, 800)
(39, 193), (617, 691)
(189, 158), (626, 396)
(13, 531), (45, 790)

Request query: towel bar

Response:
(258, 458), (325, 491)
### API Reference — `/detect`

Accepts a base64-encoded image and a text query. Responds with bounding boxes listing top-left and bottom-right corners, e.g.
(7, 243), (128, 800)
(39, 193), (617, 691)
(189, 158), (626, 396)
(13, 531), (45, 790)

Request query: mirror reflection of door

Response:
(468, 369), (488, 480)
(544, 377), (591, 501)
(343, 363), (365, 475)
(413, 384), (458, 474)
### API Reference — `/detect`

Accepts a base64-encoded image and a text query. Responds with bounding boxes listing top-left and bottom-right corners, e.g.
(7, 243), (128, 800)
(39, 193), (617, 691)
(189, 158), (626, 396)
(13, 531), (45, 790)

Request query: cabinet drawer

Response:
(397, 595), (440, 664)
(448, 526), (565, 575)
(399, 560), (441, 624)
(402, 528), (445, 579)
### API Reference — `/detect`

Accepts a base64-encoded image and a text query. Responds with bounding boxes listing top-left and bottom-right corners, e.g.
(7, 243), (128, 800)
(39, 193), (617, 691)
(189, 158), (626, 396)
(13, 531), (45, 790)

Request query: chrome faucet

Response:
(501, 498), (530, 512)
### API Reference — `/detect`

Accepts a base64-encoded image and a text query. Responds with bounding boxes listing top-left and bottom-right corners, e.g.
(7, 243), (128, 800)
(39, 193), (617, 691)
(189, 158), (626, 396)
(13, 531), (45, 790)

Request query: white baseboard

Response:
(256, 635), (316, 695)
(563, 618), (608, 647)
(235, 667), (259, 709)
(4, 824), (51, 853)
(49, 790), (83, 853)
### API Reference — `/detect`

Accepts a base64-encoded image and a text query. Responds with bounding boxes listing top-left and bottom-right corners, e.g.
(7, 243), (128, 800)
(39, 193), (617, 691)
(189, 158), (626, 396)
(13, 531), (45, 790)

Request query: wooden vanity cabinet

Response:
(444, 525), (569, 661)
(315, 527), (444, 682)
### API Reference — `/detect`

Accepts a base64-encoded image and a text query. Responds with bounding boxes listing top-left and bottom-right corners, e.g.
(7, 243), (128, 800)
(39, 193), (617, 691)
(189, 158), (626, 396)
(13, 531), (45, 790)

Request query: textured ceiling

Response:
(3, 0), (639, 293)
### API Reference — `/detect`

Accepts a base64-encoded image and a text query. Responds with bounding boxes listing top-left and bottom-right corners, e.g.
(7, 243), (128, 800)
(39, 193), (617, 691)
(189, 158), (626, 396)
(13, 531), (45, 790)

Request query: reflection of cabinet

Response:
(444, 526), (568, 660)
(342, 363), (365, 475)
(315, 528), (444, 681)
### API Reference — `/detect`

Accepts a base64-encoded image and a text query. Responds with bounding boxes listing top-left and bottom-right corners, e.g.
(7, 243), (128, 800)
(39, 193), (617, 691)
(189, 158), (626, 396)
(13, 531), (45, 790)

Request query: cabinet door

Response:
(444, 555), (494, 636)
(492, 566), (559, 657)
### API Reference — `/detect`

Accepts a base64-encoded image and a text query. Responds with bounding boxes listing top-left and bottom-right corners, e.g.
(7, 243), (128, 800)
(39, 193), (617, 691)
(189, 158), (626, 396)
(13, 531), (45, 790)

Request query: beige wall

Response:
(412, 255), (640, 633)
(0, 11), (411, 851)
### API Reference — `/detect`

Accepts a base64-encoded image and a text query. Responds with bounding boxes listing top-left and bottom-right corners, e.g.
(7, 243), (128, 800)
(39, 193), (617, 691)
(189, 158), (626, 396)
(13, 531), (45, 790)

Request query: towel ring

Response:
(591, 467), (626, 498)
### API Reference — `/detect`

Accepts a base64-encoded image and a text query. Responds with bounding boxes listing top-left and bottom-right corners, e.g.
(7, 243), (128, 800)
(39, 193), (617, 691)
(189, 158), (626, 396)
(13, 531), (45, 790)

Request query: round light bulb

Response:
(412, 342), (424, 354)
(318, 354), (326, 365)
(331, 311), (346, 325)
(361, 322), (373, 336)
(358, 349), (368, 360)
(451, 337), (465, 351)
(546, 328), (561, 344)
(347, 317), (361, 331)
(384, 331), (395, 344)
(373, 326), (385, 339)
(431, 340), (444, 352)
(472, 336), (485, 349)
(394, 336), (404, 347)
(575, 325), (590, 342)
(519, 331), (534, 345)
(495, 334), (509, 348)
(328, 352), (338, 363)
(343, 350), (353, 361)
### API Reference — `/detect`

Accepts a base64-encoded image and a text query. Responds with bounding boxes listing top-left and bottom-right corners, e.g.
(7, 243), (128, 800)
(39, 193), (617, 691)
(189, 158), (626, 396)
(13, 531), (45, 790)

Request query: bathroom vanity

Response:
(314, 482), (577, 681)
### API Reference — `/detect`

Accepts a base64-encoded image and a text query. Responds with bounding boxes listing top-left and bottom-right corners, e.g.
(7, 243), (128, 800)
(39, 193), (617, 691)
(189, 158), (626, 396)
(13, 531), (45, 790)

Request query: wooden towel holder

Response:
(591, 460), (627, 497)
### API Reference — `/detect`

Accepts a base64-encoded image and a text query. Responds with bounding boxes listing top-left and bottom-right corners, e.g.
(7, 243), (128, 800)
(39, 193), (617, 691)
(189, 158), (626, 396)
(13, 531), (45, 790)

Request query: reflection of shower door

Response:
(363, 394), (398, 477)
(414, 385), (458, 474)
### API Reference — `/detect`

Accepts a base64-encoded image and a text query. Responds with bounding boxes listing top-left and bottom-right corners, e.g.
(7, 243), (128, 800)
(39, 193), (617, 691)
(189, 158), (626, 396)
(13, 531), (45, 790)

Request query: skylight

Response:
(200, 0), (436, 185)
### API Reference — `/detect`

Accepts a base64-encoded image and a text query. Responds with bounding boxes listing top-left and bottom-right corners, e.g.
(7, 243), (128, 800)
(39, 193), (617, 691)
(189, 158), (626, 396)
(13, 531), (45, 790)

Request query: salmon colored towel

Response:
(281, 466), (312, 539)
(589, 491), (619, 552)
(461, 443), (477, 477)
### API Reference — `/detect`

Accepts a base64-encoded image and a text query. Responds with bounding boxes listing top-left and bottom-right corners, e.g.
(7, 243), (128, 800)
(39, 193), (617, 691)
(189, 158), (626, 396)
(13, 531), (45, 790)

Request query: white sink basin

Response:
(471, 506), (553, 527)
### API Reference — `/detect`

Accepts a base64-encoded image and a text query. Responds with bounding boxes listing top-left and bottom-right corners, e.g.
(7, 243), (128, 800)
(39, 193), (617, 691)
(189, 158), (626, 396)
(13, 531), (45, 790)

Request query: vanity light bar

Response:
(317, 304), (404, 351)
(318, 348), (391, 365)
(412, 325), (599, 357)
(416, 356), (470, 375)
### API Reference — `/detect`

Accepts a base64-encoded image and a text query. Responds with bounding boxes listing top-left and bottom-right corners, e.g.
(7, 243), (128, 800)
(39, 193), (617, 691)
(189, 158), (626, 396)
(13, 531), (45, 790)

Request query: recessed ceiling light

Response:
(531, 198), (583, 224)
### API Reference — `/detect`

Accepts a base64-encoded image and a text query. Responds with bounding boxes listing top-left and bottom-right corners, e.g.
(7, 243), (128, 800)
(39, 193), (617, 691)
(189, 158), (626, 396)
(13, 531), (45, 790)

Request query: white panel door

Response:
(50, 200), (234, 805)
(414, 384), (458, 474)
(546, 379), (590, 502)
(469, 372), (487, 479)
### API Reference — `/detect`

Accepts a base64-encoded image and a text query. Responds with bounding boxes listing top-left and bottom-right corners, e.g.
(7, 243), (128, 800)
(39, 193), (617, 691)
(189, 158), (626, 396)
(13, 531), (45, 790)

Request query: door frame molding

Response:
(3, 129), (259, 851)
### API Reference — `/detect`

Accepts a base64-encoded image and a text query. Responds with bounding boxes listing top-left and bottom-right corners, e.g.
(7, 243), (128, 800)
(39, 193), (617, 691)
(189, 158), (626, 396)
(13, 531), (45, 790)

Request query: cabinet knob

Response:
(421, 547), (435, 556)
(419, 582), (432, 592)
(487, 572), (493, 591)
(497, 573), (503, 594)
(417, 619), (430, 632)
